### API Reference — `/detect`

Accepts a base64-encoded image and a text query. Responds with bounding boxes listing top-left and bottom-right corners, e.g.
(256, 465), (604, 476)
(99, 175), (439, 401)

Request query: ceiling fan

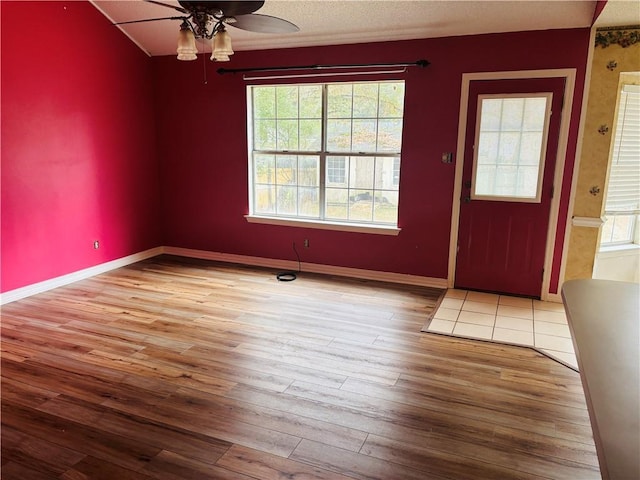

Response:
(115, 1), (299, 61)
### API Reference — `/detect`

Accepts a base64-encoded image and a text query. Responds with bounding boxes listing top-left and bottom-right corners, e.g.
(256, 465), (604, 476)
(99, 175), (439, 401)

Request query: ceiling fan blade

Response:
(144, 0), (188, 14)
(230, 14), (299, 34)
(115, 16), (186, 26)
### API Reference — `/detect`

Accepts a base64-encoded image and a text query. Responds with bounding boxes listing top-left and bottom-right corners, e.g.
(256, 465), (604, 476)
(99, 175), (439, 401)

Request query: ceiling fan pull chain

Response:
(201, 39), (208, 84)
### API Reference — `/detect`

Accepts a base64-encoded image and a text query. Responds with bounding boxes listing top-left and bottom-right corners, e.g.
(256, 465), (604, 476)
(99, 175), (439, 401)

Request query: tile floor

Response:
(425, 289), (578, 370)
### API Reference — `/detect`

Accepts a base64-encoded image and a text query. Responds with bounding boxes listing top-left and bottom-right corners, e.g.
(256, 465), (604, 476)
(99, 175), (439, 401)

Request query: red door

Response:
(455, 78), (565, 298)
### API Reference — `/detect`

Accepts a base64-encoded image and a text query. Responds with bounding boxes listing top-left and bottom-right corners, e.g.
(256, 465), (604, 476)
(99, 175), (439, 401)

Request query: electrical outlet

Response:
(304, 239), (309, 248)
(93, 240), (100, 249)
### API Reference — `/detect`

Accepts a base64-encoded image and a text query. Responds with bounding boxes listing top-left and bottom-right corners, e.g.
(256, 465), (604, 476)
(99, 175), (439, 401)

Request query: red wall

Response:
(1, 1), (162, 292)
(0, 1), (589, 295)
(154, 29), (590, 289)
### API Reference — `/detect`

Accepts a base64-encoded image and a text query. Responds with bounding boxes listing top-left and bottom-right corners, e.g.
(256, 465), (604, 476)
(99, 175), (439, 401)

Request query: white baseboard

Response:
(1, 246), (447, 305)
(0, 247), (163, 305)
(544, 292), (563, 303)
(164, 246), (448, 289)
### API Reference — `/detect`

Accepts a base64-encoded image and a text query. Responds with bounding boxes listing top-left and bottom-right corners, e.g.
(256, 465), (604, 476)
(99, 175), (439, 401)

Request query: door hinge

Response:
(550, 184), (555, 199)
(541, 268), (545, 281)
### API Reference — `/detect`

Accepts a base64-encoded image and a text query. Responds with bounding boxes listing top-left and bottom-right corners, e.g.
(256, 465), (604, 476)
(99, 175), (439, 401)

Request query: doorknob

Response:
(463, 196), (471, 203)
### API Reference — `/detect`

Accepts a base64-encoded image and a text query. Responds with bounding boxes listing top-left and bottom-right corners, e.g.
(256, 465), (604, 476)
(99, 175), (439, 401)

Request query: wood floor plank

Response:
(217, 444), (355, 479)
(142, 449), (255, 480)
(61, 455), (155, 480)
(0, 375), (60, 408)
(0, 429), (86, 477)
(102, 386), (304, 458)
(2, 400), (162, 473)
(174, 385), (369, 452)
(234, 342), (400, 385)
(1, 461), (61, 480)
(285, 379), (566, 438)
(361, 433), (600, 480)
(290, 439), (448, 480)
(37, 394), (232, 465)
(0, 255), (599, 479)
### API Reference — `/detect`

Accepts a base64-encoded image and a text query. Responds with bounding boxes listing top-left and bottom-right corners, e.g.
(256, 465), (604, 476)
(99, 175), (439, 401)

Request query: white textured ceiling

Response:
(91, 0), (637, 57)
(593, 0), (640, 27)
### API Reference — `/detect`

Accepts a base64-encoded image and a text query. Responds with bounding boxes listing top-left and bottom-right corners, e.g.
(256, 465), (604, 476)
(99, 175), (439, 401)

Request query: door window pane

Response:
(472, 94), (551, 201)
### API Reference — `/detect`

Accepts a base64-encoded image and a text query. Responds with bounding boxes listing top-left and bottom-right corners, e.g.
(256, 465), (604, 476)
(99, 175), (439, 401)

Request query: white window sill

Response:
(598, 244), (640, 257)
(245, 215), (401, 236)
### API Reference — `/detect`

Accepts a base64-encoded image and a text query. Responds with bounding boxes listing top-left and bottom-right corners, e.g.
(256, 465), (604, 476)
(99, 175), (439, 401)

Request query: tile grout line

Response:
(431, 289), (577, 369)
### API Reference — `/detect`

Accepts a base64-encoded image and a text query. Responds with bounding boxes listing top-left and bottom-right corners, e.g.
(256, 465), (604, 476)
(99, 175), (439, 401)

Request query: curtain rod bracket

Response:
(217, 59), (430, 76)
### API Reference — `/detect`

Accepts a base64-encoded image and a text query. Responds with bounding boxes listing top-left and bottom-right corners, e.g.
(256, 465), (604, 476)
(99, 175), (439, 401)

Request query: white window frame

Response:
(600, 83), (640, 248)
(471, 93), (553, 203)
(245, 81), (405, 235)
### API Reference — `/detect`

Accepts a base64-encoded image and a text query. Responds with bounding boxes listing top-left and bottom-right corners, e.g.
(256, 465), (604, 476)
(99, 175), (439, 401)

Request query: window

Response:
(472, 94), (552, 202)
(601, 83), (640, 247)
(327, 156), (346, 184)
(248, 81), (405, 227)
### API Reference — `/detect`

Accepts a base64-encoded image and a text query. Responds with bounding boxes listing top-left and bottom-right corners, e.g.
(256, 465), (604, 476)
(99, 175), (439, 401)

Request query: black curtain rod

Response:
(217, 59), (429, 75)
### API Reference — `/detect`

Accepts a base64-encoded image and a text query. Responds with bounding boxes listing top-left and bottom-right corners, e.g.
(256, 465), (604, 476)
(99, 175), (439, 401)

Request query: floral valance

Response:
(595, 26), (640, 48)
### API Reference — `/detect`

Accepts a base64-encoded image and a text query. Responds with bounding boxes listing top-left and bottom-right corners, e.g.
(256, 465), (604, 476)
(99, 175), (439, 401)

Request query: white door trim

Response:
(447, 69), (577, 300)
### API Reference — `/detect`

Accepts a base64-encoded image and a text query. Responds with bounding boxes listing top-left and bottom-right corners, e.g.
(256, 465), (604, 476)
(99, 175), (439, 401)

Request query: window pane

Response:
(299, 85), (322, 118)
(497, 132), (521, 164)
(353, 119), (377, 152)
(327, 156), (347, 185)
(327, 119), (352, 151)
(276, 155), (296, 185)
(494, 165), (517, 196)
(375, 157), (400, 190)
(276, 86), (298, 118)
(373, 190), (399, 224)
(475, 164), (496, 194)
(520, 132), (543, 165)
(353, 83), (378, 118)
(350, 156), (375, 189)
(299, 119), (321, 151)
(277, 120), (299, 150)
(474, 95), (548, 200)
(254, 87), (275, 119)
(500, 98), (525, 130)
(254, 119), (276, 150)
(477, 131), (499, 164)
(328, 84), (353, 118)
(516, 166), (539, 197)
(379, 82), (404, 118)
(299, 187), (319, 217)
(393, 158), (400, 186)
(254, 154), (275, 183)
(523, 98), (548, 130)
(601, 214), (636, 245)
(276, 186), (296, 215)
(254, 185), (276, 214)
(299, 156), (319, 187)
(349, 190), (374, 221)
(479, 99), (502, 130)
(326, 188), (349, 220)
(377, 119), (403, 152)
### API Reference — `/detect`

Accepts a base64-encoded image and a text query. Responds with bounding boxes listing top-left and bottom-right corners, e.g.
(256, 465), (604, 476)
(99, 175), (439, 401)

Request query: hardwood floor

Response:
(1, 255), (600, 479)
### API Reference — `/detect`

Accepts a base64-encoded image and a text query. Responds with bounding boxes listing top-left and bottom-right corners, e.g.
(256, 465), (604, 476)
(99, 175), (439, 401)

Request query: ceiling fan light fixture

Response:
(117, 1), (298, 64)
(176, 21), (197, 61)
(212, 53), (231, 62)
(211, 27), (234, 61)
